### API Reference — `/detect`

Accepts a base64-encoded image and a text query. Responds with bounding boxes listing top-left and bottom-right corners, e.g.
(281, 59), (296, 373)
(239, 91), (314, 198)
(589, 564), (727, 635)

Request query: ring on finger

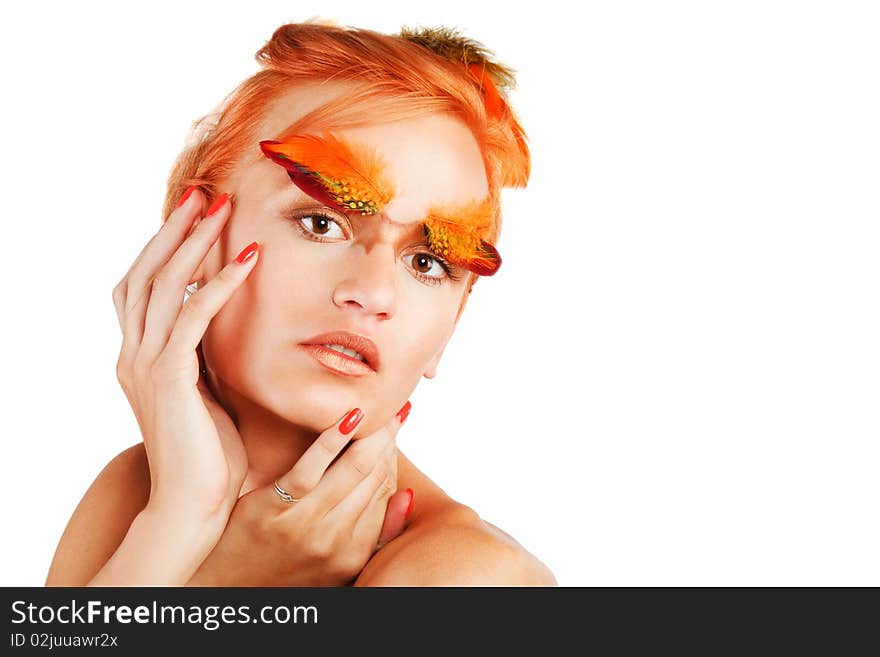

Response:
(274, 480), (302, 504)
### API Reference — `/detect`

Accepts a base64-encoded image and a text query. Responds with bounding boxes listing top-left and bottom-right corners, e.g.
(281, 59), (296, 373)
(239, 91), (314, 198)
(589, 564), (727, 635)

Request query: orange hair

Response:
(161, 19), (530, 290)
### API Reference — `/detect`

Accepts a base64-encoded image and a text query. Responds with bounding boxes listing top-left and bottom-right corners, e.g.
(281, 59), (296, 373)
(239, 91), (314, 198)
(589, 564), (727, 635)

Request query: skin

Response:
(259, 132), (498, 274)
(197, 97), (482, 493)
(46, 80), (556, 586)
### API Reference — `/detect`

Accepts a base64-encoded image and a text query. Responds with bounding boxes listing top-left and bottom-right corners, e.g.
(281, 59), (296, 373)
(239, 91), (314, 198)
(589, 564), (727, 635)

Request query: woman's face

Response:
(197, 85), (488, 437)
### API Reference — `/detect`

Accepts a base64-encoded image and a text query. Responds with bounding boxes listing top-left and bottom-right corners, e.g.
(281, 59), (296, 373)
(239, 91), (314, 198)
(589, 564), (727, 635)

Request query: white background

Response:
(1, 1), (877, 586)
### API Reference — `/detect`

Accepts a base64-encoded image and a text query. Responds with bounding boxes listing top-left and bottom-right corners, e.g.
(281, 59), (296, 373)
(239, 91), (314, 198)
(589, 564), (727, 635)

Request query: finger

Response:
(274, 407), (365, 502)
(360, 406), (411, 547)
(304, 410), (404, 514)
(114, 189), (204, 379)
(113, 187), (204, 344)
(375, 488), (414, 548)
(323, 434), (397, 529)
(138, 194), (236, 363)
(154, 239), (260, 380)
(123, 185), (204, 283)
(351, 439), (400, 547)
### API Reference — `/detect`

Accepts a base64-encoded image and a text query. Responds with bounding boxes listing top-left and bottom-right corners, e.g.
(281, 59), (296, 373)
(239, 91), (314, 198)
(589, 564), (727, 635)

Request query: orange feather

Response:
(423, 196), (501, 276)
(259, 132), (396, 215)
(261, 132), (501, 275)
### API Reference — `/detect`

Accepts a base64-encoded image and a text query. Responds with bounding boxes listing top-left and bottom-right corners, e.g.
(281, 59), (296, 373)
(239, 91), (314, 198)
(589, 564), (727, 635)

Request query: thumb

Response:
(377, 488), (414, 547)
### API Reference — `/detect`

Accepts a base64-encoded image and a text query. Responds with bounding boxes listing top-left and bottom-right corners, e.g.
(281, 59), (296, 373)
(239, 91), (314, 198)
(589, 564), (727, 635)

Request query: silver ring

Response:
(274, 480), (301, 503)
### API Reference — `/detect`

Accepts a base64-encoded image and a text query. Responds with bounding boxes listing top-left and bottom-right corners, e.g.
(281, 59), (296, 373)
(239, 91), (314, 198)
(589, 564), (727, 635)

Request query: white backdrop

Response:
(1, 1), (877, 586)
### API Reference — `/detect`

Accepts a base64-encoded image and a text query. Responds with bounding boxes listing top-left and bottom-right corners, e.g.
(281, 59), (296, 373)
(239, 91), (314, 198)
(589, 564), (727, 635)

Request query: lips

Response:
(298, 330), (381, 372)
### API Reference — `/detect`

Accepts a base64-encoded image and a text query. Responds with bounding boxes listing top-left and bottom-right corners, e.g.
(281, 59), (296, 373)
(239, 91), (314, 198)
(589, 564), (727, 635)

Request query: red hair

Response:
(161, 19), (530, 289)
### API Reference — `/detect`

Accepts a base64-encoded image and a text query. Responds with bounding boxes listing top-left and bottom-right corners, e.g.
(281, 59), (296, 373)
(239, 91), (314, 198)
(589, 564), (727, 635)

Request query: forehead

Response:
(251, 82), (489, 226)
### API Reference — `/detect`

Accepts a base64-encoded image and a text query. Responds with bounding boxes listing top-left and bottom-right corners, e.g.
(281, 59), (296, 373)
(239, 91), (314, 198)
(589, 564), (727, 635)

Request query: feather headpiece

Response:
(397, 26), (529, 179)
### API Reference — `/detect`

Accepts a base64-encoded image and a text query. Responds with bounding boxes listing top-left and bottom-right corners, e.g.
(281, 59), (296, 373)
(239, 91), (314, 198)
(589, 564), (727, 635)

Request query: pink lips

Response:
(298, 330), (380, 377)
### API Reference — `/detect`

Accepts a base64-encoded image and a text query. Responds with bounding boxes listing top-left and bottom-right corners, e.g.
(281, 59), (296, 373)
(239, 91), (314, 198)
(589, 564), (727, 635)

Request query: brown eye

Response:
(411, 254), (433, 274)
(405, 251), (461, 286)
(298, 211), (346, 239)
(409, 253), (447, 282)
(308, 214), (332, 234)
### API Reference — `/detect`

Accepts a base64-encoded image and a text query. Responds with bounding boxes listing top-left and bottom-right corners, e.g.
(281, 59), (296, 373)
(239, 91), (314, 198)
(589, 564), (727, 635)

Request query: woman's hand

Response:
(187, 403), (413, 586)
(111, 188), (258, 529)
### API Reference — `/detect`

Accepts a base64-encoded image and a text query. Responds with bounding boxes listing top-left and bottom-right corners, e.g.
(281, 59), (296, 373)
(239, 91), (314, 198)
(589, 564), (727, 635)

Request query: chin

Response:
(250, 368), (374, 434)
(236, 352), (417, 437)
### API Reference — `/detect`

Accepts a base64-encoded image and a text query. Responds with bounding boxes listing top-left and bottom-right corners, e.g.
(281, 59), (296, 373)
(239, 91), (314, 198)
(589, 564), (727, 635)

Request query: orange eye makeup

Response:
(259, 132), (394, 216)
(260, 131), (502, 276)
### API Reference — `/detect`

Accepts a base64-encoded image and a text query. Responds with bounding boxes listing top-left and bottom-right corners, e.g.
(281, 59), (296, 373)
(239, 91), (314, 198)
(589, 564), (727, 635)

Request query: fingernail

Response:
(205, 192), (229, 217)
(339, 408), (364, 435)
(396, 400), (411, 424)
(405, 488), (415, 519)
(177, 185), (198, 208)
(234, 241), (259, 264)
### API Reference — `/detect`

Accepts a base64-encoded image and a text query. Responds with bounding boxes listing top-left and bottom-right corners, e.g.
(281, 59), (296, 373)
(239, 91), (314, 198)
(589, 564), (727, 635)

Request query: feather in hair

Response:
(397, 26), (517, 93)
(259, 132), (396, 215)
(398, 26), (529, 184)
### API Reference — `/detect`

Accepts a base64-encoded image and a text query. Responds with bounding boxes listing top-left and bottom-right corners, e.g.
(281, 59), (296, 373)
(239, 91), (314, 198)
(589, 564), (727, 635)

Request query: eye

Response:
(407, 252), (459, 285)
(410, 253), (443, 277)
(296, 210), (347, 240)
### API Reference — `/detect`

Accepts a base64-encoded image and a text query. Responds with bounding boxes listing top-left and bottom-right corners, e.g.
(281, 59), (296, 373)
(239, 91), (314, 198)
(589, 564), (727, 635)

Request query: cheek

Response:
(392, 300), (457, 370)
(201, 234), (311, 366)
(207, 225), (461, 375)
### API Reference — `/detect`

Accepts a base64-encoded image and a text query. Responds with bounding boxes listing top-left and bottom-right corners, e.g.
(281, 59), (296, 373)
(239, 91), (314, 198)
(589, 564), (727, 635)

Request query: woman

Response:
(45, 20), (556, 586)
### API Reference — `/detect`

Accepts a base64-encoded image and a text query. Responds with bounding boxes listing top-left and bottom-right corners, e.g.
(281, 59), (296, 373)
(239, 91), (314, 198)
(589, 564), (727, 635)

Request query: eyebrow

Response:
(260, 133), (394, 215)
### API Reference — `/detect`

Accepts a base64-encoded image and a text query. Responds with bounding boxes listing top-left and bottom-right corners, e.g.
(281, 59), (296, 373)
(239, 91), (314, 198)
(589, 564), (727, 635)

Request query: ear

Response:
(422, 282), (472, 379)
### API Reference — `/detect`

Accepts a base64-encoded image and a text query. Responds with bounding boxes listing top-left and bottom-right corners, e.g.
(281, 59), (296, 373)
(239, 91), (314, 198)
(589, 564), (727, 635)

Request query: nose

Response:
(331, 242), (397, 320)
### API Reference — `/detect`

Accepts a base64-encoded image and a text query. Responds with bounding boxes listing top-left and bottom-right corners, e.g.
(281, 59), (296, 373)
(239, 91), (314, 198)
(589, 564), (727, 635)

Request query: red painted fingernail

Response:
(396, 400), (411, 424)
(234, 241), (259, 264)
(205, 192), (229, 217)
(177, 185), (197, 208)
(405, 488), (415, 518)
(339, 408), (364, 435)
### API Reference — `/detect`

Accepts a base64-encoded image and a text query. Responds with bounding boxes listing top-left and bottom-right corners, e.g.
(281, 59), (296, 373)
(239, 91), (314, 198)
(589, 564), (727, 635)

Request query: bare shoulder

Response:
(355, 500), (557, 587)
(45, 443), (150, 586)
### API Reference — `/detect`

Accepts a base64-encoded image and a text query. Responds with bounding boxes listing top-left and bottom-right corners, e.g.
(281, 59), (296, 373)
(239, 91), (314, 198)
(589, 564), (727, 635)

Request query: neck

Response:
(206, 370), (320, 497)
(201, 363), (431, 512)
